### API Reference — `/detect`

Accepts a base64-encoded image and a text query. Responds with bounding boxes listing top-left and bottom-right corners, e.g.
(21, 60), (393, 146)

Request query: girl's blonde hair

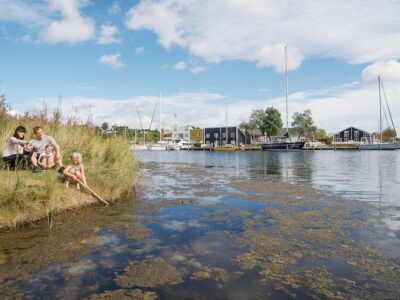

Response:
(71, 152), (83, 163)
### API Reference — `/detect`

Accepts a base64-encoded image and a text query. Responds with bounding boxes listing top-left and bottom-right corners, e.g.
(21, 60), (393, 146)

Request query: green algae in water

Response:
(86, 288), (157, 300)
(116, 257), (183, 288)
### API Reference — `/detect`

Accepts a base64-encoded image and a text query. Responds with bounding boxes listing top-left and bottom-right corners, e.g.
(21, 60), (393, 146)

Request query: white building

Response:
(173, 125), (193, 142)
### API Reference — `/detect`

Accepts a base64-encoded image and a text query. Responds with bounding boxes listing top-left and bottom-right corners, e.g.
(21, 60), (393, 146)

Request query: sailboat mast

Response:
(285, 46), (289, 136)
(172, 114), (175, 142)
(226, 107), (228, 145)
(159, 92), (162, 142)
(379, 76), (382, 142)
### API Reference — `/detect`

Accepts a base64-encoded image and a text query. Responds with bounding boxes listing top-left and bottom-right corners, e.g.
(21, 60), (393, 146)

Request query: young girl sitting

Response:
(38, 144), (55, 170)
(64, 152), (87, 190)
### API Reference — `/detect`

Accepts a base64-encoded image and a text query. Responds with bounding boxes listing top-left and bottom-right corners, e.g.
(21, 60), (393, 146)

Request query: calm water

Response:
(137, 150), (400, 204)
(0, 150), (399, 299)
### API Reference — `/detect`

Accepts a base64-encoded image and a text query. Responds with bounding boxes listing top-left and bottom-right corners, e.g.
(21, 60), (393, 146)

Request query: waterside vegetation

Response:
(0, 99), (136, 230)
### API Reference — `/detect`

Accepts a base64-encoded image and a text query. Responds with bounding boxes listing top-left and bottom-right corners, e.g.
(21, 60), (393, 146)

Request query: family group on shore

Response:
(2, 126), (87, 189)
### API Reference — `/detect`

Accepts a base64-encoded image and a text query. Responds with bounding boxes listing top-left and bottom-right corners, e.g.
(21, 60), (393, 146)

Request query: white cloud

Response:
(256, 44), (303, 73)
(126, 1), (186, 48)
(41, 0), (95, 44)
(21, 73), (400, 135)
(189, 66), (207, 74)
(0, 0), (48, 26)
(135, 46), (145, 54)
(99, 53), (123, 69)
(362, 60), (400, 87)
(97, 24), (119, 45)
(20, 34), (33, 43)
(108, 2), (121, 15)
(173, 61), (187, 70)
(126, 0), (400, 70)
(173, 61), (207, 74)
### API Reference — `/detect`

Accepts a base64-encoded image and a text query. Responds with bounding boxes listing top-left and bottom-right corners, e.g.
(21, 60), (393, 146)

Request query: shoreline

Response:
(1, 117), (137, 231)
(0, 169), (136, 231)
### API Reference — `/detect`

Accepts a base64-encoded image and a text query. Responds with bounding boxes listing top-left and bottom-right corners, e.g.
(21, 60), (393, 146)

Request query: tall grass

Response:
(0, 114), (136, 229)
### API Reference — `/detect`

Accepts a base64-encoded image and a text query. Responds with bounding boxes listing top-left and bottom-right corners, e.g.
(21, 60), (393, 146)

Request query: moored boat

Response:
(213, 145), (244, 151)
(261, 137), (305, 151)
(358, 76), (397, 151)
(261, 46), (306, 152)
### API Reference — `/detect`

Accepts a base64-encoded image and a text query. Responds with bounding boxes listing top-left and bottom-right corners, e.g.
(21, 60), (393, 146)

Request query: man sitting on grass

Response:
(29, 126), (65, 174)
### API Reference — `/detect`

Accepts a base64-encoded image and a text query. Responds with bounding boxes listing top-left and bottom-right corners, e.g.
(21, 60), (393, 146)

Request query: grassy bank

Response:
(0, 115), (136, 229)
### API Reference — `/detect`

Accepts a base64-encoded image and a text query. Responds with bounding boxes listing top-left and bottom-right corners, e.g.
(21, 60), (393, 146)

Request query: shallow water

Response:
(0, 151), (399, 299)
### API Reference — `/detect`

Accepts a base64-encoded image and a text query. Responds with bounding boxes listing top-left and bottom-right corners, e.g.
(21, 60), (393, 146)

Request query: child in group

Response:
(64, 152), (87, 190)
(38, 144), (55, 170)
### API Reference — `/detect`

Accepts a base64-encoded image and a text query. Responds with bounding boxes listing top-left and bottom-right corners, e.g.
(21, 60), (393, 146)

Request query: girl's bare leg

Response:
(47, 156), (55, 169)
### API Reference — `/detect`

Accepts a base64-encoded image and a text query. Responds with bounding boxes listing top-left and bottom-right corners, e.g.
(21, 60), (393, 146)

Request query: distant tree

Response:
(0, 94), (10, 118)
(381, 128), (397, 142)
(264, 107), (283, 137)
(240, 107), (282, 136)
(101, 122), (109, 132)
(248, 109), (266, 131)
(291, 109), (317, 139)
(239, 121), (254, 131)
(314, 128), (331, 143)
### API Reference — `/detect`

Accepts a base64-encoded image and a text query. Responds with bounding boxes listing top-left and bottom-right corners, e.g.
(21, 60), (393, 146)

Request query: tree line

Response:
(240, 107), (330, 142)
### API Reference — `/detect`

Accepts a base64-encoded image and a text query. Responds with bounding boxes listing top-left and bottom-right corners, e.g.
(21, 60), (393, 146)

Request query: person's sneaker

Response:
(58, 166), (65, 174)
(76, 184), (80, 190)
(65, 181), (69, 188)
(32, 166), (42, 173)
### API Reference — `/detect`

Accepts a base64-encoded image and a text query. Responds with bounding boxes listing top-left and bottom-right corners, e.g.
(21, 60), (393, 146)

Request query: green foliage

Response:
(264, 107), (283, 137)
(101, 122), (109, 131)
(241, 107), (283, 137)
(239, 121), (254, 131)
(314, 128), (332, 144)
(0, 94), (10, 118)
(381, 128), (397, 142)
(291, 109), (317, 138)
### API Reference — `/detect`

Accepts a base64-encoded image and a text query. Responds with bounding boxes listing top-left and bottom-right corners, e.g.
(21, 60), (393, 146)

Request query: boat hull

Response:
(261, 141), (306, 151)
(213, 147), (243, 152)
(358, 143), (397, 150)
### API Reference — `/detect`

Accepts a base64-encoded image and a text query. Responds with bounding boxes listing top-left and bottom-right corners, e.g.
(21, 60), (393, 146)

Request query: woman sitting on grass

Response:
(64, 152), (87, 190)
(38, 144), (55, 170)
(2, 126), (30, 170)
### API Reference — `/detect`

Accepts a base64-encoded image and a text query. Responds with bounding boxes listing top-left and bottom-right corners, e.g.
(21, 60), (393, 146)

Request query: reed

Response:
(0, 113), (136, 229)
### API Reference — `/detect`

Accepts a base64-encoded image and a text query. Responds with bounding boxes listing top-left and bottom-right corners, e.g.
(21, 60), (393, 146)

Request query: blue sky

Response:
(1, 0), (400, 133)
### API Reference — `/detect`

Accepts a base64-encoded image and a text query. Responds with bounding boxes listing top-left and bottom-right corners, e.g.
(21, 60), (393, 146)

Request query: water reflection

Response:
(136, 150), (400, 205)
(0, 151), (399, 299)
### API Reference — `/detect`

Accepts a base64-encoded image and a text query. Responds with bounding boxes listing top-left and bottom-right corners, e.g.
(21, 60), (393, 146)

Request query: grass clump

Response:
(0, 113), (136, 229)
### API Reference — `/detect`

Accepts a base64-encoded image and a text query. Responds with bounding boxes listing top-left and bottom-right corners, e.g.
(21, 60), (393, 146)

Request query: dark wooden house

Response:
(203, 127), (249, 147)
(332, 127), (372, 143)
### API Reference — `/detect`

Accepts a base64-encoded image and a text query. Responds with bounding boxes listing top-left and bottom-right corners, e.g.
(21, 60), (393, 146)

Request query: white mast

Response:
(159, 92), (162, 142)
(172, 114), (175, 141)
(285, 45), (289, 136)
(379, 75), (382, 142)
(226, 107), (228, 145)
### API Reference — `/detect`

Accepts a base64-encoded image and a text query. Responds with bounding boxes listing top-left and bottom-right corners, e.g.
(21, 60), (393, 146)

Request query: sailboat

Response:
(261, 46), (306, 151)
(359, 76), (397, 150)
(146, 92), (175, 151)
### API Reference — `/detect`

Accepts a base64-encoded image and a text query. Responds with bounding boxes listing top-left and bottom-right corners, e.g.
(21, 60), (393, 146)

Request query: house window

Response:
(344, 131), (349, 138)
(185, 134), (188, 137)
(214, 133), (219, 138)
(222, 133), (225, 138)
(206, 141), (210, 145)
(231, 132), (236, 138)
(206, 133), (210, 138)
(354, 130), (359, 138)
